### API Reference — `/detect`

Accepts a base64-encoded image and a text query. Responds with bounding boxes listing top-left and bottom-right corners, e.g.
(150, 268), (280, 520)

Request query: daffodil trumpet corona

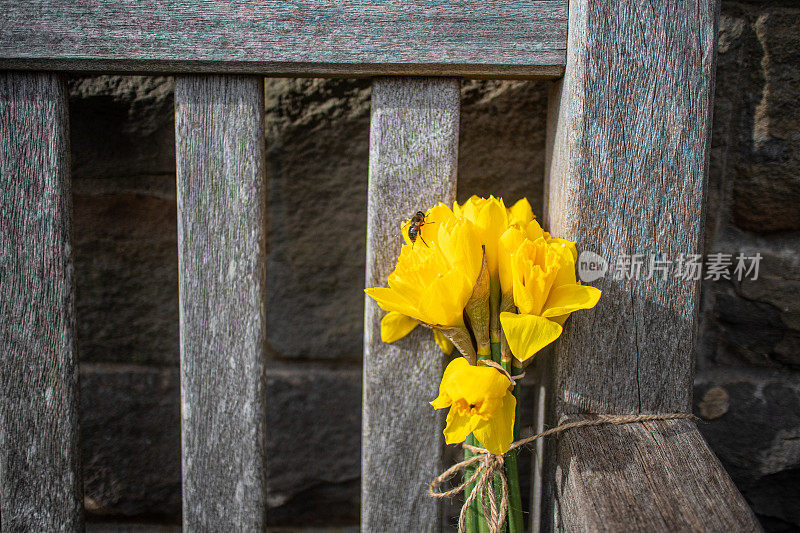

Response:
(364, 196), (601, 533)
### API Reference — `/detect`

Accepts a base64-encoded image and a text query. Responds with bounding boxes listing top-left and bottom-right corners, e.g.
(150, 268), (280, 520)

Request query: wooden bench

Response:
(0, 1), (760, 531)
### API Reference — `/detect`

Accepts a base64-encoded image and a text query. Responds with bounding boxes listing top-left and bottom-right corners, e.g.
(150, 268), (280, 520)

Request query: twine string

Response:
(429, 412), (697, 533)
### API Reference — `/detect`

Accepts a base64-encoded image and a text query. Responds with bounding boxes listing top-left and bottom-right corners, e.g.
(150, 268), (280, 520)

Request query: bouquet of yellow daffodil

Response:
(365, 196), (601, 533)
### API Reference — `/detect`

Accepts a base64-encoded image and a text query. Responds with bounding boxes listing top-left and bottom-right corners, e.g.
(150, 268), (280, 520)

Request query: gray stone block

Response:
(263, 79), (371, 362)
(68, 76), (175, 183)
(459, 79), (548, 214)
(73, 193), (179, 366)
(698, 232), (800, 370)
(695, 369), (800, 530)
(264, 365), (361, 512)
(708, 5), (800, 235)
(80, 364), (182, 519)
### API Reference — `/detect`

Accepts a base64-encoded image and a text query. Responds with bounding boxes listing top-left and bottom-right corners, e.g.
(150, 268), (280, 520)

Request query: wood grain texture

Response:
(175, 75), (267, 531)
(544, 0), (718, 416)
(0, 0), (566, 79)
(550, 417), (760, 531)
(362, 78), (459, 532)
(0, 72), (84, 531)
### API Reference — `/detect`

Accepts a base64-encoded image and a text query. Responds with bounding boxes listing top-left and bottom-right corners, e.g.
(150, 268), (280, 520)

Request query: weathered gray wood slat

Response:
(546, 0), (717, 432)
(175, 75), (268, 531)
(0, 72), (84, 531)
(553, 418), (760, 531)
(363, 78), (460, 532)
(528, 358), (548, 533)
(0, 0), (566, 78)
(541, 0), (759, 529)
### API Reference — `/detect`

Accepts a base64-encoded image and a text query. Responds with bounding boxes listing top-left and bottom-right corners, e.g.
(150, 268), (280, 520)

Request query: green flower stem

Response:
(464, 433), (480, 533)
(487, 278), (511, 533)
(490, 341), (501, 364)
(467, 349), (493, 533)
(504, 362), (524, 533)
(478, 505), (491, 533)
(485, 343), (507, 532)
(504, 449), (522, 533)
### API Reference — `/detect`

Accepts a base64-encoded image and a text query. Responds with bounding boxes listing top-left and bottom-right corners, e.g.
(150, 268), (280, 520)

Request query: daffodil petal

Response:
(364, 287), (420, 320)
(542, 285), (601, 318)
(525, 220), (547, 241)
(417, 271), (472, 326)
(476, 198), (508, 277)
(443, 356), (470, 377)
(433, 329), (454, 355)
(508, 198), (534, 227)
(511, 251), (537, 315)
(449, 364), (511, 404)
(550, 241), (578, 287)
(434, 357), (469, 401)
(548, 238), (577, 262)
(462, 195), (482, 222)
(418, 203), (454, 246)
(443, 408), (481, 445)
(500, 312), (563, 363)
(498, 226), (526, 297)
(438, 219), (482, 286)
(400, 218), (413, 246)
(453, 200), (464, 218)
(380, 311), (419, 343)
(473, 393), (516, 455)
(430, 392), (452, 410)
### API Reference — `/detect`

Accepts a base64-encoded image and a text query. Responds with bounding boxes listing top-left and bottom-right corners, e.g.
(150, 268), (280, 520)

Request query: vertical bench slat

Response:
(541, 0), (759, 529)
(0, 72), (83, 531)
(362, 78), (460, 532)
(175, 75), (267, 531)
(546, 0), (714, 424)
(528, 359), (548, 533)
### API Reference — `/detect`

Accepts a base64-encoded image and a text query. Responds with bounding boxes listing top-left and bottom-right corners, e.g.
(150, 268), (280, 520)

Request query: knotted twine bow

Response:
(429, 412), (697, 533)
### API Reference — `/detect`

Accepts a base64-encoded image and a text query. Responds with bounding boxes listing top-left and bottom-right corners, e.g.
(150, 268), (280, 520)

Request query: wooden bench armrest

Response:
(550, 417), (761, 531)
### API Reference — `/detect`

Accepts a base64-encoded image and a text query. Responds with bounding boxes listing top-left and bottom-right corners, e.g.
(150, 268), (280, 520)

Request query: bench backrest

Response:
(1, 1), (759, 531)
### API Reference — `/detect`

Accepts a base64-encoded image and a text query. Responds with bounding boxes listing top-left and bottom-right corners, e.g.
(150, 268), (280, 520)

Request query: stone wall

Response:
(694, 2), (800, 530)
(69, 1), (798, 529)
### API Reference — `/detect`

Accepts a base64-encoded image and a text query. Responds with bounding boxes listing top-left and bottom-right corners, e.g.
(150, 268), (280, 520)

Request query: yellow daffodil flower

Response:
(499, 237), (601, 362)
(430, 357), (516, 455)
(366, 204), (482, 351)
(368, 196), (597, 364)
